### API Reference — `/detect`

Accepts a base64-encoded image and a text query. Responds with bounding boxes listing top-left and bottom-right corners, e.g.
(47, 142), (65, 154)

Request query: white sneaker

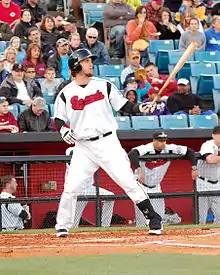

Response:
(149, 229), (162, 235)
(56, 229), (68, 238)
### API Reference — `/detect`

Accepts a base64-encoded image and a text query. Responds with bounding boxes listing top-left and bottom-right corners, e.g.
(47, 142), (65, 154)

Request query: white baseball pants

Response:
(199, 196), (220, 224)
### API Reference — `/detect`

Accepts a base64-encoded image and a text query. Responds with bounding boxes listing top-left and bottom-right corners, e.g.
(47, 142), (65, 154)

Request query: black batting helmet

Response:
(68, 48), (96, 73)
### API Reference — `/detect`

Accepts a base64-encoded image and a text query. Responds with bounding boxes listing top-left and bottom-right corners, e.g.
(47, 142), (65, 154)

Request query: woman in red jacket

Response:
(22, 43), (46, 78)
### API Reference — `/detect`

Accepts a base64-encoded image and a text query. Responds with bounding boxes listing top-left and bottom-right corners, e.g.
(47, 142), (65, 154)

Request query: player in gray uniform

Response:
(0, 175), (31, 231)
(197, 126), (220, 224)
(128, 132), (199, 227)
(65, 147), (114, 227)
(54, 48), (163, 237)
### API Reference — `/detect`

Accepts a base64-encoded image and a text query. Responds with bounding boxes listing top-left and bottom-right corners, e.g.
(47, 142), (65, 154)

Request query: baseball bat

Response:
(147, 41), (198, 111)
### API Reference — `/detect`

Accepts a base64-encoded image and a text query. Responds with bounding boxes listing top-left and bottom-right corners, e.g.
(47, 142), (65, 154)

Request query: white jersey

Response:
(133, 143), (187, 187)
(54, 77), (127, 140)
(197, 139), (220, 191)
(0, 192), (25, 230)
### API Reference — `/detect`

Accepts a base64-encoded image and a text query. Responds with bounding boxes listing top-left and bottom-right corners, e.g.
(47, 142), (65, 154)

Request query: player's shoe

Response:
(149, 212), (163, 235)
(56, 229), (68, 238)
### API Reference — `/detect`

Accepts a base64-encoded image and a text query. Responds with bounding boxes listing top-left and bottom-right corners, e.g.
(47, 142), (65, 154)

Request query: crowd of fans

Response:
(0, 0), (219, 133)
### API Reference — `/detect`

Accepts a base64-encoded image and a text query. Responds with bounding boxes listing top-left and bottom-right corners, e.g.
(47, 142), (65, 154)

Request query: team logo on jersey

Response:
(145, 160), (167, 169)
(70, 90), (104, 110)
(10, 12), (16, 17)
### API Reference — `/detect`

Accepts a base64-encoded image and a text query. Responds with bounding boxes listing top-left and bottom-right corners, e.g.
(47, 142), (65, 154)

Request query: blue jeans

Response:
(110, 25), (126, 58)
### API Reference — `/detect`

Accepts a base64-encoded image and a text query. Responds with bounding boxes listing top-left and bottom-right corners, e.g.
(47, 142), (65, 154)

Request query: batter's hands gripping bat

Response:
(146, 41), (198, 113)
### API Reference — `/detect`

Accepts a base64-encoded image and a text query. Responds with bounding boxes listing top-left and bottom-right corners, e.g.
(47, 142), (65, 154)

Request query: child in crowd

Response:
(143, 87), (171, 116)
(40, 67), (60, 94)
(179, 0), (193, 17)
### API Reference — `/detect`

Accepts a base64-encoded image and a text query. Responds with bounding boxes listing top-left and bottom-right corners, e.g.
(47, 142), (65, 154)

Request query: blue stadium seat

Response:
(213, 75), (220, 90)
(0, 41), (6, 53)
(102, 76), (121, 89)
(43, 93), (54, 105)
(82, 3), (105, 27)
(194, 51), (220, 62)
(212, 88), (220, 114)
(131, 116), (160, 130)
(98, 65), (124, 77)
(189, 114), (218, 128)
(93, 65), (99, 77)
(174, 39), (179, 49)
(214, 62), (220, 74)
(190, 63), (216, 95)
(49, 104), (54, 117)
(160, 115), (188, 129)
(115, 116), (131, 130)
(156, 50), (174, 74)
(148, 40), (174, 63)
(8, 104), (19, 119)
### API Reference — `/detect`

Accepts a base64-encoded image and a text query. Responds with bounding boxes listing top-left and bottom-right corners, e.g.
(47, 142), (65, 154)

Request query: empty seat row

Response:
(115, 114), (218, 130)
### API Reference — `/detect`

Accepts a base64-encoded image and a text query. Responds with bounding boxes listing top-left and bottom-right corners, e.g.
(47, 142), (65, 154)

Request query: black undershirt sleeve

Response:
(54, 118), (66, 132)
(128, 149), (140, 169)
(120, 101), (141, 115)
(19, 210), (28, 220)
(201, 153), (212, 160)
(182, 148), (197, 166)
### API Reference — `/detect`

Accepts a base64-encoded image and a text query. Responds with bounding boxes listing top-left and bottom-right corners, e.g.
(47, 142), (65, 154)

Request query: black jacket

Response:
(14, 21), (36, 44)
(155, 23), (181, 40)
(41, 29), (60, 54)
(47, 52), (64, 78)
(17, 106), (53, 132)
(0, 74), (43, 105)
(0, 21), (13, 41)
(21, 3), (45, 24)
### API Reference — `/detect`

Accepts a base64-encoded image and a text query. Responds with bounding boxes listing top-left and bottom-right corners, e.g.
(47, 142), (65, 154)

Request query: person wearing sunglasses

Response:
(82, 27), (110, 65)
(0, 96), (19, 133)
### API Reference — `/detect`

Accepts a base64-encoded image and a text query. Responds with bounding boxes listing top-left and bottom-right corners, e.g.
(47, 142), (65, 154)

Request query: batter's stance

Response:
(54, 48), (162, 237)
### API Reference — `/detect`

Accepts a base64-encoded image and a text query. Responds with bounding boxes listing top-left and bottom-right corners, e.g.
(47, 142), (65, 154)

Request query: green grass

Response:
(1, 223), (220, 235)
(0, 253), (220, 275)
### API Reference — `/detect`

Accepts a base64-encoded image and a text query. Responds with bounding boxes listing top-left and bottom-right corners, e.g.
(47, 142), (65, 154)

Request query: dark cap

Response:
(12, 63), (24, 72)
(213, 126), (220, 134)
(153, 131), (168, 140)
(62, 15), (77, 25)
(127, 77), (137, 84)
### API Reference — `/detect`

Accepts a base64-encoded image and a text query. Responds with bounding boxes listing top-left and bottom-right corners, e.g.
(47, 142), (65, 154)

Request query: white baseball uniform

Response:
(197, 140), (220, 224)
(65, 147), (114, 227)
(54, 77), (150, 231)
(132, 143), (187, 227)
(0, 192), (25, 231)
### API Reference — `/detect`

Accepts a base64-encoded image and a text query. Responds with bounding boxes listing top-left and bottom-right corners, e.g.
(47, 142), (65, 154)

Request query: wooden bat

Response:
(146, 41), (198, 112)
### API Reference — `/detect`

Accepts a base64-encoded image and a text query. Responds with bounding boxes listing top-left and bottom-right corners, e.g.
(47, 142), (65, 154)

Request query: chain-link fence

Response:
(0, 154), (219, 231)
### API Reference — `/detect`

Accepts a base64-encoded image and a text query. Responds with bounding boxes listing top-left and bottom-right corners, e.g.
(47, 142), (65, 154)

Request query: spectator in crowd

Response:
(14, 9), (35, 44)
(121, 50), (142, 87)
(40, 67), (60, 94)
(27, 27), (41, 47)
(193, 0), (208, 27)
(40, 15), (60, 57)
(22, 43), (46, 78)
(0, 175), (31, 231)
(0, 0), (21, 29)
(145, 62), (178, 101)
(178, 0), (192, 19)
(68, 33), (82, 54)
(177, 7), (204, 33)
(0, 63), (42, 106)
(211, 2), (220, 17)
(0, 96), (18, 133)
(21, 0), (46, 25)
(103, 0), (135, 58)
(3, 46), (17, 73)
(9, 36), (26, 64)
(205, 15), (220, 51)
(54, 12), (65, 31)
(179, 17), (206, 51)
(17, 97), (53, 132)
(82, 28), (110, 65)
(164, 0), (182, 13)
(155, 7), (181, 40)
(143, 87), (171, 116)
(145, 0), (163, 25)
(107, 0), (142, 10)
(118, 87), (142, 116)
(0, 56), (8, 85)
(47, 38), (70, 80)
(0, 20), (13, 41)
(23, 64), (41, 90)
(167, 78), (214, 115)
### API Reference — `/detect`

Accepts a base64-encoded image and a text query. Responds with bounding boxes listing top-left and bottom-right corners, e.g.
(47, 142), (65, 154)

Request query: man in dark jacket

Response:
(0, 21), (13, 41)
(17, 97), (53, 132)
(47, 38), (70, 79)
(0, 63), (42, 106)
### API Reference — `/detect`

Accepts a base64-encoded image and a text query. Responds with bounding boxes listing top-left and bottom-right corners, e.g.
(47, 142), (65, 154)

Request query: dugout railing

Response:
(0, 154), (218, 231)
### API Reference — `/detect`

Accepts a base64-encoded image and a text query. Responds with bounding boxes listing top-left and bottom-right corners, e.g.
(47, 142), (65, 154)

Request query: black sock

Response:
(136, 199), (156, 219)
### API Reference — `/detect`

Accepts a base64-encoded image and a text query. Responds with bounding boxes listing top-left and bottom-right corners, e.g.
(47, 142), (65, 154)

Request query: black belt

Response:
(199, 176), (218, 184)
(143, 184), (157, 188)
(88, 131), (112, 141)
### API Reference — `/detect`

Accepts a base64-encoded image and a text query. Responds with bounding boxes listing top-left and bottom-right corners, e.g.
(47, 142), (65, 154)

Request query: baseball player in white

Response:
(0, 175), (31, 231)
(128, 132), (199, 227)
(65, 147), (114, 227)
(197, 126), (220, 224)
(54, 48), (163, 237)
